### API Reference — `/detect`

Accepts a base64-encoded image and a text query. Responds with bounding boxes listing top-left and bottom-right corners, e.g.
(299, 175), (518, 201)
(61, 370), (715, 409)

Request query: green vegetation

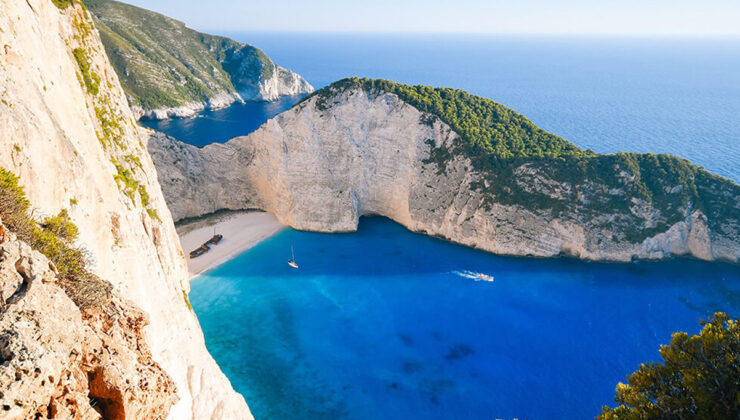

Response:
(307, 77), (585, 160)
(72, 48), (100, 95)
(94, 104), (125, 150)
(182, 290), (193, 311)
(599, 313), (739, 419)
(303, 78), (740, 243)
(51, 0), (74, 9)
(85, 0), (282, 111)
(111, 159), (160, 220)
(68, 8), (160, 223)
(112, 159), (139, 203)
(0, 167), (111, 311)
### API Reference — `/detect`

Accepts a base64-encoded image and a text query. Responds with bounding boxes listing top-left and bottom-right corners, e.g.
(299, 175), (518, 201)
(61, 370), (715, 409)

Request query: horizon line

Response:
(196, 29), (740, 39)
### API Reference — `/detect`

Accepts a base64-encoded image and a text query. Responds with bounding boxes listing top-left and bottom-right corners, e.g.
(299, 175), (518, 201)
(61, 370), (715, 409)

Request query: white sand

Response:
(177, 211), (285, 278)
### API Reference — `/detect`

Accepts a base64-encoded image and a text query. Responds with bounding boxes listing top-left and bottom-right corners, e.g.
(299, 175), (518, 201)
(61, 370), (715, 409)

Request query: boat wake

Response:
(452, 270), (494, 282)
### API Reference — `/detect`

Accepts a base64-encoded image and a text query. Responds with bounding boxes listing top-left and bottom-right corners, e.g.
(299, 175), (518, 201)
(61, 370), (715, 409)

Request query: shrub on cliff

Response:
(598, 312), (740, 420)
(0, 167), (31, 231)
(0, 167), (111, 310)
(51, 0), (75, 9)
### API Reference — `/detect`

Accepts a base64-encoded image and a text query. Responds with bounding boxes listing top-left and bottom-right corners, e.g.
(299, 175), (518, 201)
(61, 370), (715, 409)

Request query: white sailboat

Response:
(288, 245), (299, 268)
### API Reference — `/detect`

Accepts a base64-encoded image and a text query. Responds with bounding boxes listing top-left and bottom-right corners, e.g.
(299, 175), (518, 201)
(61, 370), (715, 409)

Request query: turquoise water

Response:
(151, 34), (740, 182)
(190, 217), (740, 420)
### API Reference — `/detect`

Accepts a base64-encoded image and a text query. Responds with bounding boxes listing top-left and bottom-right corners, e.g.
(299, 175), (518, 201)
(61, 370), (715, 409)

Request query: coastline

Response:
(177, 211), (285, 278)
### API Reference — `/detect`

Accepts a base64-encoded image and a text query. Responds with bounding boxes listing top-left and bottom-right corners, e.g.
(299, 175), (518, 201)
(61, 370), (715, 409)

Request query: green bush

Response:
(599, 313), (740, 420)
(0, 167), (31, 233)
(41, 209), (79, 242)
(0, 167), (110, 311)
(51, 0), (74, 9)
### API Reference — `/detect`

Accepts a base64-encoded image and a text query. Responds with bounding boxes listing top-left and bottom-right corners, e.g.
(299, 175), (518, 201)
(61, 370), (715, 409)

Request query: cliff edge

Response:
(0, 0), (250, 418)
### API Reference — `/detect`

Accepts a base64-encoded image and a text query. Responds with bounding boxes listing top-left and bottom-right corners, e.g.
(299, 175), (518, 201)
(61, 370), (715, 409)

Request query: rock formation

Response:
(0, 0), (250, 418)
(149, 86), (740, 263)
(0, 222), (177, 419)
(86, 0), (313, 120)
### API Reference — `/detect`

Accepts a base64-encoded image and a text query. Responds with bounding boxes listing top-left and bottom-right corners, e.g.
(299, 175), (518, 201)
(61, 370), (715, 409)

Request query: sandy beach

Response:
(177, 211), (285, 278)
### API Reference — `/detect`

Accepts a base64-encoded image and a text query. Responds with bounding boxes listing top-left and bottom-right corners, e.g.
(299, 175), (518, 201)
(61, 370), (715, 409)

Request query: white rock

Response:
(0, 1), (251, 418)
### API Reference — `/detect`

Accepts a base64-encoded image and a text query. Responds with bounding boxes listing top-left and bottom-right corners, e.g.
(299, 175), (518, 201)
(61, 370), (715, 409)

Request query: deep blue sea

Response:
(191, 218), (740, 420)
(177, 34), (740, 419)
(145, 33), (740, 182)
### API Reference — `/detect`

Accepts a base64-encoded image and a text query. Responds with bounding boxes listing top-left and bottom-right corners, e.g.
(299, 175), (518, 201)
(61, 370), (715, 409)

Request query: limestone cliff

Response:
(149, 85), (740, 263)
(86, 0), (313, 120)
(0, 0), (250, 418)
(0, 222), (177, 419)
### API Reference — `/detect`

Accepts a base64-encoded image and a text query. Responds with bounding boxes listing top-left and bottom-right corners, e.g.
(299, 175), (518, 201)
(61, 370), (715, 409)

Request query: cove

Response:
(190, 217), (740, 420)
(139, 95), (303, 146)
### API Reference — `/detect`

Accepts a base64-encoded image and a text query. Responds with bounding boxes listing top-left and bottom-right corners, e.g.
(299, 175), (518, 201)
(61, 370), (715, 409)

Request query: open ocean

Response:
(172, 34), (740, 419)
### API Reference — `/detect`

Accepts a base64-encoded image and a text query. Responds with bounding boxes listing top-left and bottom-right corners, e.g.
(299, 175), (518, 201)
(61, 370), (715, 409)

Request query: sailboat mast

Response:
(291, 245), (295, 260)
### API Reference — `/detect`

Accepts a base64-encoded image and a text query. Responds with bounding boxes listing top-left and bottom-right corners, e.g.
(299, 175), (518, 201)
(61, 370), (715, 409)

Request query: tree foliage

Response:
(306, 77), (588, 160)
(598, 312), (740, 420)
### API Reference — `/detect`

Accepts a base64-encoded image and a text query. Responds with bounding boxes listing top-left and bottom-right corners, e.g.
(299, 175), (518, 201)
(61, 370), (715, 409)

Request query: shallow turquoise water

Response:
(190, 217), (740, 420)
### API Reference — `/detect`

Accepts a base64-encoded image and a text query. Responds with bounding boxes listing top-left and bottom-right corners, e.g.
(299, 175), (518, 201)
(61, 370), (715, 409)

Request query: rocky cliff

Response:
(149, 81), (740, 263)
(0, 0), (250, 418)
(86, 0), (313, 120)
(0, 222), (177, 419)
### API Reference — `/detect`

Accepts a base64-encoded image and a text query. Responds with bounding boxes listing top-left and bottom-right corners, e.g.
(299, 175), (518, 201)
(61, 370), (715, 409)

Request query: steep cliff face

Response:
(0, 0), (250, 418)
(0, 223), (177, 419)
(86, 0), (313, 120)
(150, 87), (740, 263)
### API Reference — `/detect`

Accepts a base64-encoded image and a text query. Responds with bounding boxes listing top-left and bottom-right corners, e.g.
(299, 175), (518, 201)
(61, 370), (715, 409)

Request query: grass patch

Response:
(72, 48), (100, 95)
(111, 160), (160, 221)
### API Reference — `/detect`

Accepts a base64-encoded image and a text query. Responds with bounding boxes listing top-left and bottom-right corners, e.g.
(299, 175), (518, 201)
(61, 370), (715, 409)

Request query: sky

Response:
(123, 0), (740, 36)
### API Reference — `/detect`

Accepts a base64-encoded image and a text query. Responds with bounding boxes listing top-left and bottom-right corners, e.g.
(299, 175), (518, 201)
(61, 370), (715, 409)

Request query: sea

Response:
(143, 33), (740, 182)
(192, 218), (740, 420)
(163, 34), (740, 419)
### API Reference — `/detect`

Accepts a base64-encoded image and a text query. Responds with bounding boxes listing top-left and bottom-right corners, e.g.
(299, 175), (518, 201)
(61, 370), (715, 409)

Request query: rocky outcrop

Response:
(232, 62), (314, 102)
(133, 91), (243, 121)
(1, 0), (250, 418)
(149, 88), (740, 263)
(87, 0), (313, 120)
(0, 224), (177, 419)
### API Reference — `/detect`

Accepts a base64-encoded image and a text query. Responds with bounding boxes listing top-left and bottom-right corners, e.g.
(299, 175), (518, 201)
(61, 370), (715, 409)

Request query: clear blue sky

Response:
(123, 0), (740, 36)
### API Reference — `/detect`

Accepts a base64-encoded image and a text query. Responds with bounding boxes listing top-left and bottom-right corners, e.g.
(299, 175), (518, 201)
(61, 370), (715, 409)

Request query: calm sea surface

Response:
(191, 218), (740, 420)
(179, 34), (740, 419)
(146, 33), (740, 182)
